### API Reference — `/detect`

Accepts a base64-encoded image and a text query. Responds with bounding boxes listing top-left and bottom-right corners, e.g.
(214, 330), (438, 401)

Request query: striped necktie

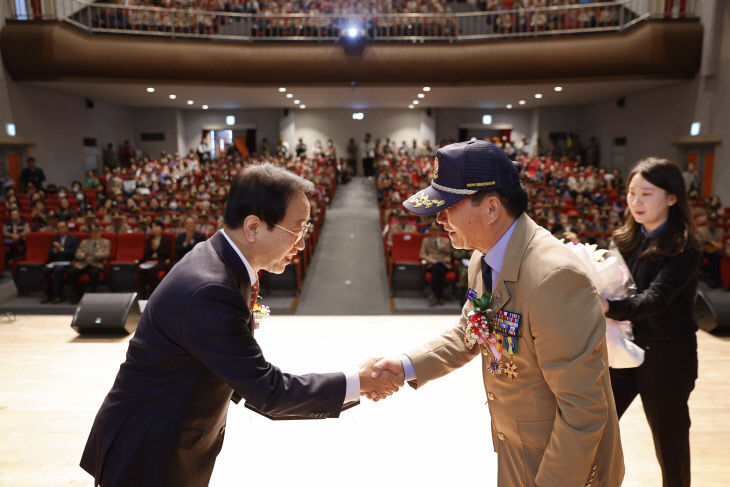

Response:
(249, 279), (260, 311)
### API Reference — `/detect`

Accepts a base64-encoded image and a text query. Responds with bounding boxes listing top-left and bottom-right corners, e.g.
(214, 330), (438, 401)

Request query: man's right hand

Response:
(358, 357), (404, 401)
(367, 357), (406, 401)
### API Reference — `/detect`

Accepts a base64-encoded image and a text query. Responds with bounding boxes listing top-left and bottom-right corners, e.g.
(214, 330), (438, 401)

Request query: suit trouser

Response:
(426, 262), (447, 299)
(610, 335), (697, 487)
(67, 266), (102, 296)
(43, 265), (71, 297)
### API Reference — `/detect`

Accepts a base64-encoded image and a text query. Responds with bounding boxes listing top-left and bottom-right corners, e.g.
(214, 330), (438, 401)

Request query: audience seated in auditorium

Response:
(4, 208), (30, 261)
(175, 216), (205, 262)
(67, 224), (112, 303)
(136, 220), (172, 299)
(41, 220), (80, 304)
(420, 221), (453, 306)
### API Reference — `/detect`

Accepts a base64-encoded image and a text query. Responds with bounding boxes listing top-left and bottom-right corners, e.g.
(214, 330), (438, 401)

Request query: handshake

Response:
(358, 357), (406, 402)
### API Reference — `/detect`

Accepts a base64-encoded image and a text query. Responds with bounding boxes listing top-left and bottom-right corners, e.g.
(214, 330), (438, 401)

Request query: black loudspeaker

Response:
(85, 98), (95, 109)
(71, 292), (139, 335)
(616, 96), (625, 108)
(283, 108), (289, 117)
(695, 290), (730, 333)
(426, 108), (432, 116)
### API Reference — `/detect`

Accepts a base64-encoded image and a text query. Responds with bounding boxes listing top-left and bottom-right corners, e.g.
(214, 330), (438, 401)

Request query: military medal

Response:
(464, 288), (522, 381)
(487, 357), (504, 375)
(503, 360), (519, 380)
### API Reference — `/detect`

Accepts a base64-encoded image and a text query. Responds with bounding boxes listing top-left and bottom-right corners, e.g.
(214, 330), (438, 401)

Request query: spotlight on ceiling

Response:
(202, 105), (209, 110)
(278, 87), (286, 92)
(169, 94), (177, 100)
(535, 93), (543, 99)
(554, 86), (563, 92)
(286, 93), (293, 99)
(186, 100), (194, 105)
(408, 104), (414, 109)
(518, 100), (526, 105)
(423, 87), (431, 92)
(417, 93), (425, 99)
(146, 87), (155, 93)
(506, 104), (513, 109)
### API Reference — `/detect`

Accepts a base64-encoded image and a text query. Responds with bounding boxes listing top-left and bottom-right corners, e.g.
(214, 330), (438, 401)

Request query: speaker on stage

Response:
(71, 292), (139, 335)
(695, 290), (730, 333)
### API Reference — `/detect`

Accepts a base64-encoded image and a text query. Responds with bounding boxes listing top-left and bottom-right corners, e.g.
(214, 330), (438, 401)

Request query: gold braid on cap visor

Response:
(430, 181), (478, 195)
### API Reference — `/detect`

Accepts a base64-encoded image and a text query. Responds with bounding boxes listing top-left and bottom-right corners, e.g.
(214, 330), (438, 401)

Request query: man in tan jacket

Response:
(372, 140), (624, 487)
(67, 223), (111, 303)
(420, 220), (453, 305)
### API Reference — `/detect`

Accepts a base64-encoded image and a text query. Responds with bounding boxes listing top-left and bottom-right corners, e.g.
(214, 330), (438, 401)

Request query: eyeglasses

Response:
(272, 222), (312, 242)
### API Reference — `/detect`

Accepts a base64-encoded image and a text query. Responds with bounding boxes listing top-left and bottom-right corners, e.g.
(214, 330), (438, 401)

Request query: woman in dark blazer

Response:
(602, 157), (701, 487)
(136, 219), (172, 299)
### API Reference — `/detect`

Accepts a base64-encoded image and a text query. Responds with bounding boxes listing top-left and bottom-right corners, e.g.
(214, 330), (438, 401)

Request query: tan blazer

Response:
(406, 214), (624, 487)
(74, 237), (111, 270)
(419, 235), (452, 266)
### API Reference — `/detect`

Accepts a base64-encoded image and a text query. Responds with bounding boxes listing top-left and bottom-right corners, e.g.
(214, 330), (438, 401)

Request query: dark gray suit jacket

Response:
(81, 231), (350, 486)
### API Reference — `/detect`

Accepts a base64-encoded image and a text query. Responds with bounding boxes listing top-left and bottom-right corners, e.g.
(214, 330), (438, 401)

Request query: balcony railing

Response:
(7, 0), (698, 43)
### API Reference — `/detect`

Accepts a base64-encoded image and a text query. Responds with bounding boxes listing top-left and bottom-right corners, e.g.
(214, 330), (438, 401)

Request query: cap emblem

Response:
(406, 192), (445, 209)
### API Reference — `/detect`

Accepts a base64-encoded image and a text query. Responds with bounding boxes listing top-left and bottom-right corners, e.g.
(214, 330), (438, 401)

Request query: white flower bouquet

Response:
(564, 241), (645, 368)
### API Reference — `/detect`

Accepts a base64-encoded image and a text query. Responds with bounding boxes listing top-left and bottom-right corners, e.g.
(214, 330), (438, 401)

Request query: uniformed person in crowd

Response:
(419, 220), (453, 306)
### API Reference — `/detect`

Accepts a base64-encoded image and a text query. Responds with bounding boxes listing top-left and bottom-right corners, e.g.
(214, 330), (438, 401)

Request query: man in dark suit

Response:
(80, 163), (403, 487)
(175, 215), (205, 262)
(41, 220), (80, 304)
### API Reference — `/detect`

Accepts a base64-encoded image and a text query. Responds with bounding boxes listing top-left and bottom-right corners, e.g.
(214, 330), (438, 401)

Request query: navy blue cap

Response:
(402, 140), (520, 215)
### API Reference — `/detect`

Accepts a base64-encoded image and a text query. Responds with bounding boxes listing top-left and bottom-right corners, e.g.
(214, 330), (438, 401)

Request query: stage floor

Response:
(0, 314), (728, 486)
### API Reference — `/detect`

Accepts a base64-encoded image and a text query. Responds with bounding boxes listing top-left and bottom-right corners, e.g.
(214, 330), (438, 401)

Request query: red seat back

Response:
(22, 232), (56, 262)
(391, 232), (422, 264)
(114, 232), (146, 262)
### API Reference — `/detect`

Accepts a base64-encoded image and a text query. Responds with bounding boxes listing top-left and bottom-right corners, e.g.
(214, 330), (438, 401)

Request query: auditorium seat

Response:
(389, 232), (423, 294)
(13, 232), (55, 293)
(108, 232), (145, 291)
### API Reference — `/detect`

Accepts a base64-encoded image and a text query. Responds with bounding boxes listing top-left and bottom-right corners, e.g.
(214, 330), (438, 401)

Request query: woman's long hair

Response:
(613, 157), (697, 259)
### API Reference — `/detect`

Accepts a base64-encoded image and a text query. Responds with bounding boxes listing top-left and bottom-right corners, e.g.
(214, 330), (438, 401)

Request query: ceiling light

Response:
(169, 94), (176, 100)
(299, 105), (306, 109)
(518, 100), (526, 105)
(412, 100), (419, 105)
(554, 86), (563, 92)
(294, 100), (300, 104)
(535, 93), (543, 99)
(286, 93), (293, 99)
(417, 93), (425, 99)
(186, 100), (194, 105)
(226, 115), (235, 126)
(506, 104), (513, 109)
(408, 104), (414, 109)
(423, 87), (431, 92)
(6, 123), (16, 136)
(278, 87), (286, 92)
(352, 112), (364, 120)
(146, 87), (155, 93)
(202, 105), (209, 110)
